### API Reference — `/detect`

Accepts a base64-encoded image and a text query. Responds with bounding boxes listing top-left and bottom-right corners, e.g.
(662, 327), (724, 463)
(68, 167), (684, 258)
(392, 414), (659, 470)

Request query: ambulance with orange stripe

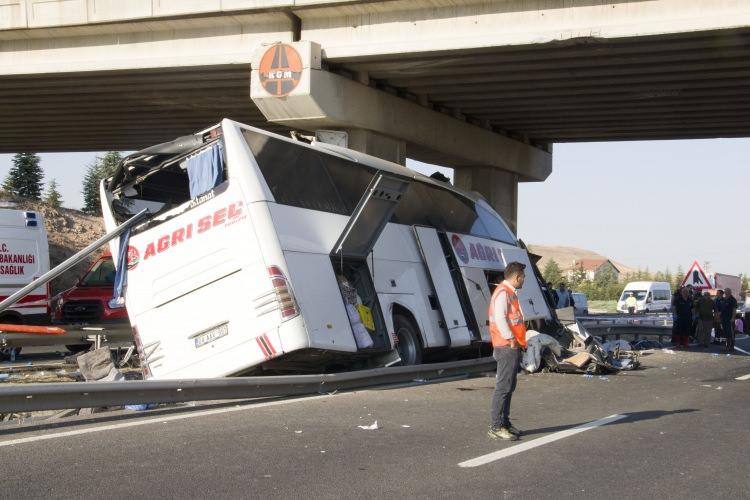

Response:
(0, 209), (50, 325)
(101, 119), (552, 380)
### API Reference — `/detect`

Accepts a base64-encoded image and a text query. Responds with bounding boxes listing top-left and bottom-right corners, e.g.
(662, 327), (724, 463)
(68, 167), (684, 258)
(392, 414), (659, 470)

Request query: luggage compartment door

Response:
(498, 248), (552, 321)
(331, 173), (410, 259)
(413, 226), (472, 347)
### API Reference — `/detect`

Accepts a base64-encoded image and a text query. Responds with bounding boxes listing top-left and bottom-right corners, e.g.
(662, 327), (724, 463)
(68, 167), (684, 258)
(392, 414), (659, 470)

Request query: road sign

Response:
(258, 44), (303, 97)
(680, 260), (712, 289)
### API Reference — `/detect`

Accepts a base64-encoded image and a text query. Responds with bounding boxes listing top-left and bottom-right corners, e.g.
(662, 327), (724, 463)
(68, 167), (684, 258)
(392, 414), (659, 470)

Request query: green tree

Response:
(43, 178), (63, 208)
(568, 263), (588, 288)
(82, 152), (122, 215)
(3, 153), (44, 200)
(664, 267), (673, 287)
(674, 265), (685, 289)
(542, 259), (564, 287)
(740, 273), (748, 293)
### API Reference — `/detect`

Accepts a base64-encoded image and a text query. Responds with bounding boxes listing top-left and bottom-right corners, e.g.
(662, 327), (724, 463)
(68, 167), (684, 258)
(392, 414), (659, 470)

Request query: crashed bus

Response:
(101, 119), (553, 380)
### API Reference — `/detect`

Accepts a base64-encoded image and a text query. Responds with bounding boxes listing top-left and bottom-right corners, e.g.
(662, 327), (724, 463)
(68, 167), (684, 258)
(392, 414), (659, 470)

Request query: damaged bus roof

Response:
(108, 119), (494, 210)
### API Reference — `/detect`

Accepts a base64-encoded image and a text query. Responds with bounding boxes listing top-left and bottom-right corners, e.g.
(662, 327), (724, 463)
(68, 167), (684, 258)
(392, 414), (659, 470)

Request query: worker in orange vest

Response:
(487, 261), (528, 441)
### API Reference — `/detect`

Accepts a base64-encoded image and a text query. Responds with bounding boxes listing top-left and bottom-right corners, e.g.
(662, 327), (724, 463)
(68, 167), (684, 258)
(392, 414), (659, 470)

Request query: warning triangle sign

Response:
(680, 260), (713, 290)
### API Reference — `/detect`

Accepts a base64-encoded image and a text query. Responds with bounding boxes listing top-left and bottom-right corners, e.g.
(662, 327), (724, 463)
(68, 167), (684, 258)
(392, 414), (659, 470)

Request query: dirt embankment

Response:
(4, 197), (105, 295)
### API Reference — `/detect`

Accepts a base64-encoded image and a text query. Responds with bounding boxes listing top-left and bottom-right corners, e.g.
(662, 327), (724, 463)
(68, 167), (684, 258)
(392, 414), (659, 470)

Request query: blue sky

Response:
(1, 138), (747, 276)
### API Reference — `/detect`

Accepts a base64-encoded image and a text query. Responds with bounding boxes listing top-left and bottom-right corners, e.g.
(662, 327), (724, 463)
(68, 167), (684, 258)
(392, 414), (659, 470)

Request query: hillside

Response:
(527, 244), (637, 277)
(2, 197), (105, 295)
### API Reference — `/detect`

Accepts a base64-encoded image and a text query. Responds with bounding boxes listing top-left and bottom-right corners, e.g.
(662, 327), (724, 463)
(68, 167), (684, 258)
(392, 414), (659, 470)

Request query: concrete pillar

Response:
(454, 167), (518, 233)
(345, 129), (406, 165)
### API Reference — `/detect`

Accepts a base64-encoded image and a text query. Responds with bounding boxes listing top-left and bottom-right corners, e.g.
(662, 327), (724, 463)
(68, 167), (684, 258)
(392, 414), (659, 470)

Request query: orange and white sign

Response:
(258, 44), (303, 97)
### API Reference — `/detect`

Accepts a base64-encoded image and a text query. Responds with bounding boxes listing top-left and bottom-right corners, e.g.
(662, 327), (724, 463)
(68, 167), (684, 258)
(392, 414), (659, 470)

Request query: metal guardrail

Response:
(0, 357), (496, 413)
(582, 323), (673, 344)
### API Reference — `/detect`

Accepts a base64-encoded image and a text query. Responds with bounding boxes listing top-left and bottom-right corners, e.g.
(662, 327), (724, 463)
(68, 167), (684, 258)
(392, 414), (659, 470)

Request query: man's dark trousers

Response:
(490, 346), (521, 429)
(722, 319), (735, 351)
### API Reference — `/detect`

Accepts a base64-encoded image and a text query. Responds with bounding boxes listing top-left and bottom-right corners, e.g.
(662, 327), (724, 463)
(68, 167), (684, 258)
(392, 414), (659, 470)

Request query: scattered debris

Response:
(401, 425), (411, 428)
(357, 421), (379, 430)
(661, 349), (676, 354)
(294, 430), (303, 434)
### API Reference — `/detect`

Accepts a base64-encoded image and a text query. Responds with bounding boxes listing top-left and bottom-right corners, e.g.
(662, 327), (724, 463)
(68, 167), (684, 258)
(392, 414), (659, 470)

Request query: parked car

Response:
(51, 251), (126, 325)
(571, 292), (588, 316)
(49, 251), (131, 352)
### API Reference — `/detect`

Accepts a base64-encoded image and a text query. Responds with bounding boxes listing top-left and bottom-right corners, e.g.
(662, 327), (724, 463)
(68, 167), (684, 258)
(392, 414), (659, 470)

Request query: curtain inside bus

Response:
(186, 143), (224, 198)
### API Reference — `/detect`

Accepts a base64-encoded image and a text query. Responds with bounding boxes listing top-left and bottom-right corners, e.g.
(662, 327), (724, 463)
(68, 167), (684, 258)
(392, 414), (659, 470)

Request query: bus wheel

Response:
(395, 315), (422, 365)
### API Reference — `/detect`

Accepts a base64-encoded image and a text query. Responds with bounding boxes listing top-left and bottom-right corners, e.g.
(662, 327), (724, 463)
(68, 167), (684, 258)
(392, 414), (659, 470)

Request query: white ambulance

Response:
(0, 209), (50, 324)
(101, 119), (552, 379)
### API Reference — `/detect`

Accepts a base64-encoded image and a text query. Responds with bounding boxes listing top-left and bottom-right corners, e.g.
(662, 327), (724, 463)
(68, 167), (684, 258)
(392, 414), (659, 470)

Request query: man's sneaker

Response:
(506, 423), (522, 437)
(487, 427), (518, 441)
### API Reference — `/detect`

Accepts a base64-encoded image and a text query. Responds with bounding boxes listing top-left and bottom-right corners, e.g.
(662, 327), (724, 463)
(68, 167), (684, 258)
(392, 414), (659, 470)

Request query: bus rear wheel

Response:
(394, 315), (422, 366)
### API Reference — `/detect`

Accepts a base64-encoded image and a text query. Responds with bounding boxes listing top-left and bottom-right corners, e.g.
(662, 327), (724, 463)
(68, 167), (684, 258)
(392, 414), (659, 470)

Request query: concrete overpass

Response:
(2, 0), (750, 227)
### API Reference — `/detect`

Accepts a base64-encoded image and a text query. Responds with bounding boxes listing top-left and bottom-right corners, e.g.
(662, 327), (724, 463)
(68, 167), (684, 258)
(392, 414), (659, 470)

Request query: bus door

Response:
(331, 173), (410, 351)
(497, 248), (552, 321)
(413, 226), (473, 347)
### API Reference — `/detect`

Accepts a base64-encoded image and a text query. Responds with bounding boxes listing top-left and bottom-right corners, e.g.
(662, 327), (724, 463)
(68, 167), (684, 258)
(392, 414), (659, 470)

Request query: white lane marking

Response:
(733, 345), (750, 355)
(458, 414), (626, 468)
(735, 373), (750, 381)
(0, 393), (340, 448)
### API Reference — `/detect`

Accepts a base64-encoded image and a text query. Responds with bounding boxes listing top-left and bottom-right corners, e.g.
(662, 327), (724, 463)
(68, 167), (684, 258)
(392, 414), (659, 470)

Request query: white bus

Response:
(101, 119), (552, 379)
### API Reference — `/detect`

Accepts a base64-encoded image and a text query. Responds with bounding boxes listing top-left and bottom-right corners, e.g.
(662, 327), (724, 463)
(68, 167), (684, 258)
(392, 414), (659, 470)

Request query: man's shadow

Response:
(521, 408), (699, 437)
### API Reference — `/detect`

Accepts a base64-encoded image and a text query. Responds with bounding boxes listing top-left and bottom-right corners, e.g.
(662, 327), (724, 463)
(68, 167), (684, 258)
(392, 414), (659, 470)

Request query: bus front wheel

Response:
(395, 315), (422, 366)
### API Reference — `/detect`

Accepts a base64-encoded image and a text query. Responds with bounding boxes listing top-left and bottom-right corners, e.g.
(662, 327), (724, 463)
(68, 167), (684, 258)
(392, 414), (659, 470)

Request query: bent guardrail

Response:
(0, 357), (496, 413)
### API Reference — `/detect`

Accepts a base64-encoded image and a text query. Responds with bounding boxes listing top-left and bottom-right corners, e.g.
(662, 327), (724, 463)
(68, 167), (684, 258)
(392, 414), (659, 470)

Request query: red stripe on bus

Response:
(263, 334), (277, 356)
(256, 337), (270, 360)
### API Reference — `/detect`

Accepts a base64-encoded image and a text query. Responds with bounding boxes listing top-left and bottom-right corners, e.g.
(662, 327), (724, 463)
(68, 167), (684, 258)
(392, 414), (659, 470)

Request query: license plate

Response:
(194, 324), (229, 348)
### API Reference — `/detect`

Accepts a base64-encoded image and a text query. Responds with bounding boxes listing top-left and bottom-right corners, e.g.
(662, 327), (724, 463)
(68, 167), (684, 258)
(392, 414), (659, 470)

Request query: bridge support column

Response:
(454, 167), (519, 233)
(345, 129), (406, 166)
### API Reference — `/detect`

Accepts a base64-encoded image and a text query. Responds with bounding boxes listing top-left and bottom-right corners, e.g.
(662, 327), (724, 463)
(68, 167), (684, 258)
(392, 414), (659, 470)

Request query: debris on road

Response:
(357, 421), (379, 430)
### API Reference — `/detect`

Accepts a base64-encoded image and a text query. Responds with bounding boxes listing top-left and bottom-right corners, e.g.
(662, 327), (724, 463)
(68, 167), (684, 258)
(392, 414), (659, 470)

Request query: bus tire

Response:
(394, 314), (422, 366)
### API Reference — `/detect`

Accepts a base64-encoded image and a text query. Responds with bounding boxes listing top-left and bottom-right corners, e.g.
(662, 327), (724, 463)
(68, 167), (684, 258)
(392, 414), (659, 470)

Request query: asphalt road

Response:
(1, 339), (749, 499)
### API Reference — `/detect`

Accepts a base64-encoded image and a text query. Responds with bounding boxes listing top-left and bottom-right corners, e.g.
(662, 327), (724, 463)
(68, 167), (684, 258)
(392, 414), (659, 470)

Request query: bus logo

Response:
(258, 44), (303, 97)
(451, 234), (469, 264)
(127, 246), (140, 270)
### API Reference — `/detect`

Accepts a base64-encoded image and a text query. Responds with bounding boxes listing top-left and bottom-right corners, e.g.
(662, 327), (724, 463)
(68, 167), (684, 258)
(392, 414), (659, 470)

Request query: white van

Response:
(617, 281), (672, 313)
(100, 119), (553, 380)
(0, 209), (50, 324)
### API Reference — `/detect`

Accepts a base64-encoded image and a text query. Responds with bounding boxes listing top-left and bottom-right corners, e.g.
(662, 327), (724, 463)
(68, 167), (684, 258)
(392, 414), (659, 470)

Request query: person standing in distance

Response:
(487, 261), (528, 441)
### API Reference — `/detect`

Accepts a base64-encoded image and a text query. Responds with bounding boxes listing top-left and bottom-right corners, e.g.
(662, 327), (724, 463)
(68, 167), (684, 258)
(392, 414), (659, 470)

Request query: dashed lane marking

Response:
(0, 393), (341, 448)
(458, 414), (626, 468)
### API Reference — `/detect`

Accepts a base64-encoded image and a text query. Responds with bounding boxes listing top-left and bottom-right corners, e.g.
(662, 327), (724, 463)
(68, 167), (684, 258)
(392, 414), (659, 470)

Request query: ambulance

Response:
(0, 209), (50, 325)
(101, 119), (553, 379)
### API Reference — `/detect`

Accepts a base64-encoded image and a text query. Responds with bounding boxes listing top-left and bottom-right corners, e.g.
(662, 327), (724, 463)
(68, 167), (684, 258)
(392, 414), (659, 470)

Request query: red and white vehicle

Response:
(101, 119), (552, 380)
(0, 209), (50, 325)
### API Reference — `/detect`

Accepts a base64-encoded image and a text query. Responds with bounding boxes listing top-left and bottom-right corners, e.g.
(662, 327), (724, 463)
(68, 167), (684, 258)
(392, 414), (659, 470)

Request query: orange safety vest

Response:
(488, 282), (527, 348)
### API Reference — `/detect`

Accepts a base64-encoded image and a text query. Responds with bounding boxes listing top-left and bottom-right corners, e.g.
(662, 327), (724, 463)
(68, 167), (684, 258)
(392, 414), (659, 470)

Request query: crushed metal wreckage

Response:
(522, 308), (640, 375)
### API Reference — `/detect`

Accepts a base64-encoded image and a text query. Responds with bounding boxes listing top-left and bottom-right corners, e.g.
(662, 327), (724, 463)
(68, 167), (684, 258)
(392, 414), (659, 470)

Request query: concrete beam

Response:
(251, 59), (551, 181)
(299, 0), (750, 62)
(0, 13), (293, 74)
